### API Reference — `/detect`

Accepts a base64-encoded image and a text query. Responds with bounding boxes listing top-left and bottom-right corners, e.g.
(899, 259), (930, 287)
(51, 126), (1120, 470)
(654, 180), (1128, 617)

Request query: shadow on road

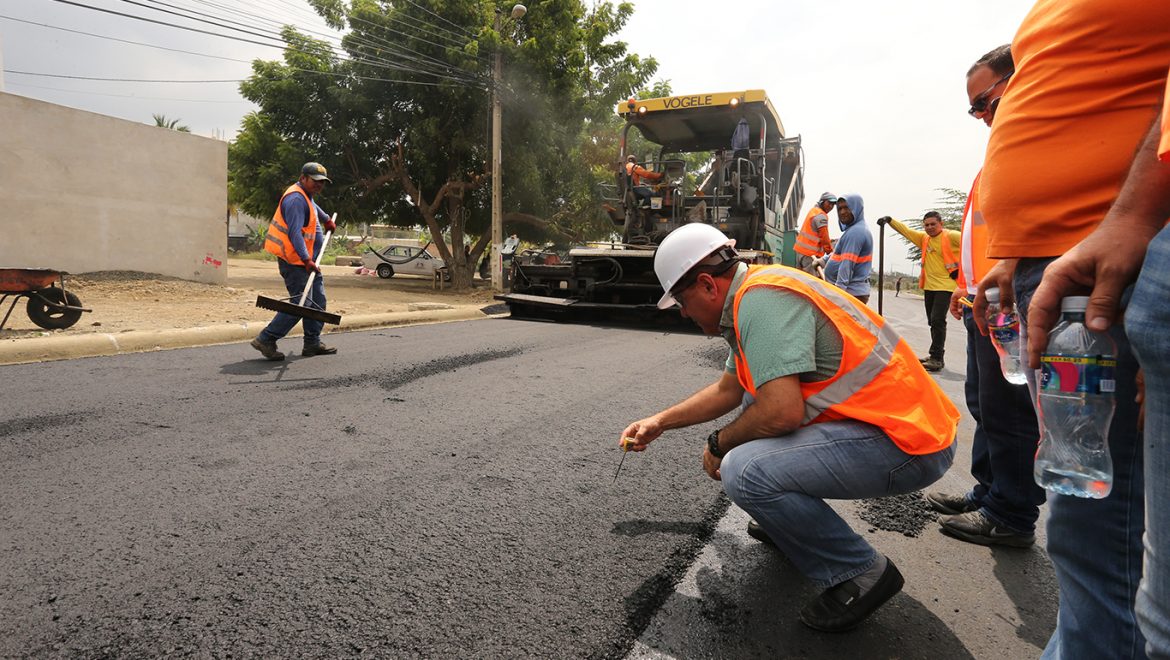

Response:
(632, 531), (979, 659)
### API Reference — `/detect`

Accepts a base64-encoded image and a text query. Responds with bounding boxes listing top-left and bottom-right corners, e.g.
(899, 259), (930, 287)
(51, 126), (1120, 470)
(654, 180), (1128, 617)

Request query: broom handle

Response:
(297, 213), (337, 307)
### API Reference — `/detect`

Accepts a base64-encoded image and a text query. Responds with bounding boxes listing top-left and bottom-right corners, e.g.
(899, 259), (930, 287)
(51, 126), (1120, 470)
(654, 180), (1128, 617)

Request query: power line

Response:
(400, 0), (478, 40)
(4, 69), (243, 83)
(4, 81), (253, 104)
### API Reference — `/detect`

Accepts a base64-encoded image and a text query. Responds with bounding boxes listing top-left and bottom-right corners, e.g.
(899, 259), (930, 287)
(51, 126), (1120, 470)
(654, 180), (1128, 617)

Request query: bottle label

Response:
(1040, 354), (1116, 394)
(989, 314), (1020, 345)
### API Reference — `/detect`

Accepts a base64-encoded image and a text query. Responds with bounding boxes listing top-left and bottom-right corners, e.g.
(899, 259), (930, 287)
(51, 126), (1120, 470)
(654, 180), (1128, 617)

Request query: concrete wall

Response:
(0, 93), (228, 283)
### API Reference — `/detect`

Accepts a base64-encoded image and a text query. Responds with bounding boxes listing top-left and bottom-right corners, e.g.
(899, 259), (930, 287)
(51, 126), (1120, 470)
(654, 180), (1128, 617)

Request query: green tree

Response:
(153, 114), (191, 132)
(228, 0), (657, 289)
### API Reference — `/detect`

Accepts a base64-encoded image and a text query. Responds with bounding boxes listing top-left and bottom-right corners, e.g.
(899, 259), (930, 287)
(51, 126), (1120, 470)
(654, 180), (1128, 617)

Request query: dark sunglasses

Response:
(968, 72), (1013, 116)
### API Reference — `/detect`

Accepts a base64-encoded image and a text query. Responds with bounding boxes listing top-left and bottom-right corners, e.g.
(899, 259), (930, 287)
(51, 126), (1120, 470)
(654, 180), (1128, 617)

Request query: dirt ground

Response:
(0, 259), (498, 340)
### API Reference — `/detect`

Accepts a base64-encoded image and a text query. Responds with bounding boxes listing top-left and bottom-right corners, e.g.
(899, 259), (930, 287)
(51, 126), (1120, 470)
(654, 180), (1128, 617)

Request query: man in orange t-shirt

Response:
(1026, 66), (1170, 659)
(974, 2), (1170, 657)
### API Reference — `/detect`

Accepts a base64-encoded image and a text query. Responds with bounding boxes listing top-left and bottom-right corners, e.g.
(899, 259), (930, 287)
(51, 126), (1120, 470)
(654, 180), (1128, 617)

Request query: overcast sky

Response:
(0, 0), (1032, 273)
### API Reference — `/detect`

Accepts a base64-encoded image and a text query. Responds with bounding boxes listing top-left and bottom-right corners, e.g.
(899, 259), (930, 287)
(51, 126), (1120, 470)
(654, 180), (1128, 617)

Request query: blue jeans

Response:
(258, 258), (327, 346)
(962, 307), (1045, 532)
(720, 413), (954, 588)
(1015, 258), (1147, 660)
(1126, 226), (1170, 659)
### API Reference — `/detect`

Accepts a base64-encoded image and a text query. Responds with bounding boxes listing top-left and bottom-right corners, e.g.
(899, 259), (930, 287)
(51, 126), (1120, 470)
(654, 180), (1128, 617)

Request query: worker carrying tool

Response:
(251, 162), (340, 361)
(619, 223), (958, 633)
(877, 212), (961, 372)
(793, 192), (838, 275)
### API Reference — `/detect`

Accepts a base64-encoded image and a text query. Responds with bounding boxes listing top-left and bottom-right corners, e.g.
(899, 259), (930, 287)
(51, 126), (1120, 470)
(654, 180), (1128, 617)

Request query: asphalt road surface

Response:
(0, 294), (1056, 657)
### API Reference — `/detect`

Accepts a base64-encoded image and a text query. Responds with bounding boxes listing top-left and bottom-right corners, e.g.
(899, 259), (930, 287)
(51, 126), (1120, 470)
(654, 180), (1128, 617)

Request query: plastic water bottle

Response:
(984, 287), (1027, 385)
(1033, 296), (1116, 498)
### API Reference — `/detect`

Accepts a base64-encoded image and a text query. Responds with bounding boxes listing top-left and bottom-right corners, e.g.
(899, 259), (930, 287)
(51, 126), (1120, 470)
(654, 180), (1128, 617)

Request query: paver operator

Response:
(251, 162), (338, 361)
(794, 192), (838, 275)
(619, 223), (958, 633)
(877, 212), (961, 372)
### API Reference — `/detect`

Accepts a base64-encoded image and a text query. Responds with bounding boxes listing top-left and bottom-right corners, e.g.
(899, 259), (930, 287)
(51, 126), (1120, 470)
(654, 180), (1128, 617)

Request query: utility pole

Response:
(490, 10), (504, 292)
(490, 4), (526, 293)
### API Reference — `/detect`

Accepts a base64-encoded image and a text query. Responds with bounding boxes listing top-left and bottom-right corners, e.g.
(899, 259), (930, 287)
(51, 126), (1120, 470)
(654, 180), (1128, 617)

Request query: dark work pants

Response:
(961, 307), (1045, 532)
(923, 290), (951, 360)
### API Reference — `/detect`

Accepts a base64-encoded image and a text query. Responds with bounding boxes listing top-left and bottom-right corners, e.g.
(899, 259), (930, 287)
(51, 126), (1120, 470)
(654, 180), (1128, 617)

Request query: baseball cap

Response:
(301, 162), (332, 183)
(818, 192), (838, 203)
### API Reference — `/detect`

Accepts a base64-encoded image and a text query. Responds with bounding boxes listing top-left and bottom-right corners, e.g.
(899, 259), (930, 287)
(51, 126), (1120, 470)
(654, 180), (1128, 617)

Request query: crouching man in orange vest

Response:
(251, 162), (339, 361)
(620, 224), (958, 633)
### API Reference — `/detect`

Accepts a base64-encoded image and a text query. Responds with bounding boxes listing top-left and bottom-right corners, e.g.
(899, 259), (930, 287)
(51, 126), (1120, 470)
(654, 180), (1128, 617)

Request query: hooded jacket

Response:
(822, 192), (873, 297)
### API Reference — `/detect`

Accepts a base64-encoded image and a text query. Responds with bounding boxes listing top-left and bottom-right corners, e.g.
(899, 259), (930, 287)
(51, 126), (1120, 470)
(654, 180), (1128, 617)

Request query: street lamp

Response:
(491, 4), (526, 293)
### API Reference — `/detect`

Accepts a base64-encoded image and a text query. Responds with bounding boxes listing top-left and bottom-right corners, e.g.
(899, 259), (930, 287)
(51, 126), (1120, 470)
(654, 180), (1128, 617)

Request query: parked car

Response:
(362, 244), (448, 280)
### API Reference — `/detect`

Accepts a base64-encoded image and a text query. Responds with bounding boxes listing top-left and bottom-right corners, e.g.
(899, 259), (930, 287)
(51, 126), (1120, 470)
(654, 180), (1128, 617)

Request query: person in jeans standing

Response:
(621, 223), (957, 633)
(973, 1), (1170, 656)
(877, 212), (961, 372)
(925, 44), (1044, 548)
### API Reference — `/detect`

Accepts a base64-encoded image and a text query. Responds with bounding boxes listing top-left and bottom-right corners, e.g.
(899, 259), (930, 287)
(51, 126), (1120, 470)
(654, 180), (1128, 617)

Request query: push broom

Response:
(255, 213), (342, 325)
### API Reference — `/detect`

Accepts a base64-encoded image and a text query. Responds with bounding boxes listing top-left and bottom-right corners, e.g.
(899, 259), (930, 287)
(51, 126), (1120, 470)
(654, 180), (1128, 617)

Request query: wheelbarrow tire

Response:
(27, 288), (83, 330)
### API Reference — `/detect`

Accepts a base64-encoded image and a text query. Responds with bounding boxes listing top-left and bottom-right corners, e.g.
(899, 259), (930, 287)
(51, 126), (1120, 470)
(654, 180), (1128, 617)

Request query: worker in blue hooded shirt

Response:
(822, 193), (873, 304)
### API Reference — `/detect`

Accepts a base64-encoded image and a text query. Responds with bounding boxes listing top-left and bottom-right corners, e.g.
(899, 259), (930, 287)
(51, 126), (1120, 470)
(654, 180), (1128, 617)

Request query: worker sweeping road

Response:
(619, 223), (958, 633)
(251, 162), (339, 361)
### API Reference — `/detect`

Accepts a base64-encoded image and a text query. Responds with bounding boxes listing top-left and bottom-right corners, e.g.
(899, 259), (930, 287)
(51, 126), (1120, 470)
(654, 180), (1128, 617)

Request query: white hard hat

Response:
(653, 224), (736, 309)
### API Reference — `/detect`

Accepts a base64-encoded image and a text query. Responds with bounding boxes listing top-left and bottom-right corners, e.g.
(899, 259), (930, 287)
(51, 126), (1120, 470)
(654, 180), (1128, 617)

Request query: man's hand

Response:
(949, 288), (966, 320)
(304, 260), (321, 275)
(702, 446), (722, 481)
(1025, 225), (1155, 368)
(972, 259), (1017, 336)
(876, 216), (892, 226)
(323, 219), (337, 234)
(620, 416), (663, 452)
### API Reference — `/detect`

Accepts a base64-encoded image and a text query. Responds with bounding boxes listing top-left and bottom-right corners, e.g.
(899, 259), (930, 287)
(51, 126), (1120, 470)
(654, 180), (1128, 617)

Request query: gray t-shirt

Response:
(720, 264), (844, 389)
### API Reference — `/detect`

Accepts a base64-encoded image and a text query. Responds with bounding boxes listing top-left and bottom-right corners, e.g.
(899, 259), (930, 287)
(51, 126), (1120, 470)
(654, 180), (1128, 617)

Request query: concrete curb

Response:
(0, 305), (493, 366)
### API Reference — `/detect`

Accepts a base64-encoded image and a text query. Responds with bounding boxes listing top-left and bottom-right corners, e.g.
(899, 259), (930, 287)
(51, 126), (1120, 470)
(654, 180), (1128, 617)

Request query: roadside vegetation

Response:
(227, 0), (660, 290)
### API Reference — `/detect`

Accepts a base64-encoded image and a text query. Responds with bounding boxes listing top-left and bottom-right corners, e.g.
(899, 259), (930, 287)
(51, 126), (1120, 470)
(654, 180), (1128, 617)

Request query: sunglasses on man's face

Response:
(968, 72), (1014, 116)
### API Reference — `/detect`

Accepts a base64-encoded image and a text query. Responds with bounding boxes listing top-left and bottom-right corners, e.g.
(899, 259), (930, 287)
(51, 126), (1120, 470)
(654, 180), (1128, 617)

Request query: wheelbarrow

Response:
(0, 269), (92, 331)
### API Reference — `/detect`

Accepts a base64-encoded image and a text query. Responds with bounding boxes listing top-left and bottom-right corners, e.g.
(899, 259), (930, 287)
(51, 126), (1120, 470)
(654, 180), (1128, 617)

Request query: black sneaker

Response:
(302, 343), (338, 357)
(800, 558), (905, 632)
(938, 510), (1035, 548)
(250, 337), (284, 361)
(746, 519), (777, 547)
(924, 491), (978, 515)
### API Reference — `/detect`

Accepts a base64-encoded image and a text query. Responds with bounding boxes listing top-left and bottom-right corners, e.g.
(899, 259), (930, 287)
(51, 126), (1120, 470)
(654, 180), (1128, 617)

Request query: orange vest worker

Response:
(920, 231), (959, 289)
(265, 184), (318, 266)
(794, 205), (834, 257)
(731, 265), (959, 455)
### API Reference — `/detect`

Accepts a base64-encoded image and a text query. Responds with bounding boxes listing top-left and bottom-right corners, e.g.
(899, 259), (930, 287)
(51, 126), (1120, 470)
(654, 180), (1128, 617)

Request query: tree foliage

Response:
(228, 0), (657, 288)
(153, 114), (191, 132)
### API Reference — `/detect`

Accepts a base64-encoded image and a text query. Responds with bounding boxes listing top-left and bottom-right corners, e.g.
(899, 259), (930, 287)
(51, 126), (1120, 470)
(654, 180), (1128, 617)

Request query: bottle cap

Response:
(1061, 296), (1090, 313)
(984, 287), (1000, 304)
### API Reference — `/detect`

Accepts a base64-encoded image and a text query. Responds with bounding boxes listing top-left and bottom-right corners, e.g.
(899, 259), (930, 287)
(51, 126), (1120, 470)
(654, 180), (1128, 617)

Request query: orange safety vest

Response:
(919, 230), (959, 289)
(264, 184), (318, 266)
(626, 161), (662, 187)
(957, 171), (993, 294)
(794, 205), (832, 257)
(731, 265), (959, 455)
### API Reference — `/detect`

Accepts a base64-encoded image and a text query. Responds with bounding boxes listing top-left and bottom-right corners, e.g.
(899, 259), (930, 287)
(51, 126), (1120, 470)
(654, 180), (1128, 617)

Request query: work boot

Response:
(925, 491), (979, 515)
(250, 337), (284, 361)
(302, 342), (338, 357)
(938, 510), (1035, 548)
(800, 557), (904, 632)
(922, 358), (944, 372)
(746, 519), (777, 548)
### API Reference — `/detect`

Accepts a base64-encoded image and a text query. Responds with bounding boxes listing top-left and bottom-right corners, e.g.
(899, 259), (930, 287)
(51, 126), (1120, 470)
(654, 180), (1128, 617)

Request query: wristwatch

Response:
(706, 429), (724, 458)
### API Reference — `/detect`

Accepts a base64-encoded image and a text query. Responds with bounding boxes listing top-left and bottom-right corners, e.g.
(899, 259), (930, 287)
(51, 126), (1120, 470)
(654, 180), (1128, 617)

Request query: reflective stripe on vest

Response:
(958, 171), (991, 295)
(794, 207), (829, 257)
(919, 229), (959, 289)
(730, 265), (959, 455)
(265, 184), (318, 265)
